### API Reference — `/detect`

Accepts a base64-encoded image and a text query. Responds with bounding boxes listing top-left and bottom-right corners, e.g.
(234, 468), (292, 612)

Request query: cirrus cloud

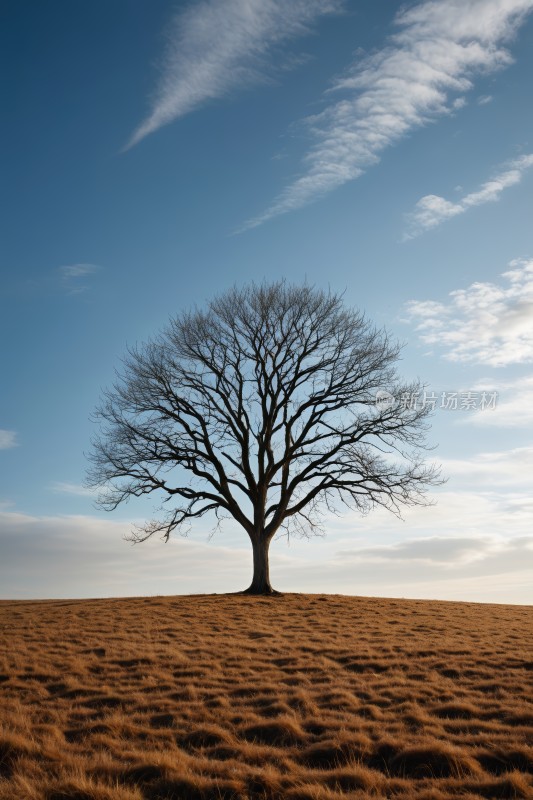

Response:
(403, 153), (533, 239)
(126, 0), (343, 150)
(51, 482), (97, 498)
(0, 430), (18, 450)
(241, 0), (533, 231)
(59, 263), (100, 295)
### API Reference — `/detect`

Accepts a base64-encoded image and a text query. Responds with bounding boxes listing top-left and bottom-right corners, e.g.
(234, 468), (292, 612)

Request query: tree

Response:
(87, 282), (440, 594)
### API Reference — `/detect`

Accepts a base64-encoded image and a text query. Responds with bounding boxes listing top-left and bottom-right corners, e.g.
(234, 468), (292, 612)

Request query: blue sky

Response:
(1, 0), (533, 602)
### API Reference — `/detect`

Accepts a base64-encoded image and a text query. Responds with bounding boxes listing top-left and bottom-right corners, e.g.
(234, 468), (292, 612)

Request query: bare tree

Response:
(87, 282), (441, 594)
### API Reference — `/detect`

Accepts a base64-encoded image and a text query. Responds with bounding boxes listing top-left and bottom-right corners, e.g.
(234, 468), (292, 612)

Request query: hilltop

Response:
(0, 593), (531, 799)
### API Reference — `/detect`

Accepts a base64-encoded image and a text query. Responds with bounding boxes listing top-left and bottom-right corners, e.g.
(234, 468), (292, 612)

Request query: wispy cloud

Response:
(338, 535), (532, 567)
(438, 446), (533, 487)
(59, 263), (100, 295)
(467, 375), (533, 426)
(126, 0), (343, 150)
(241, 0), (533, 231)
(0, 430), (17, 450)
(404, 153), (533, 238)
(327, 531), (533, 603)
(405, 257), (533, 366)
(51, 482), (97, 498)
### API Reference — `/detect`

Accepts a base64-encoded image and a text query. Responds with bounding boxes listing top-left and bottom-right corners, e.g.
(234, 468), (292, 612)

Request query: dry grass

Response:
(0, 593), (531, 799)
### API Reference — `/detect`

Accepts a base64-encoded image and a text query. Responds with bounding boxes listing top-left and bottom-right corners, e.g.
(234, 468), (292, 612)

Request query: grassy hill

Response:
(0, 593), (531, 799)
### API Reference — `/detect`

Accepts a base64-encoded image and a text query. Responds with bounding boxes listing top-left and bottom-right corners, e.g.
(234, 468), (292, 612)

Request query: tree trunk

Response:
(244, 534), (278, 595)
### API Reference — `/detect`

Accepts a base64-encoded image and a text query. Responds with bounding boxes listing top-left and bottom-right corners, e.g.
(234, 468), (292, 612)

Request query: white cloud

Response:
(126, 0), (343, 149)
(405, 194), (464, 235)
(59, 263), (100, 294)
(51, 482), (97, 497)
(438, 446), (533, 486)
(467, 374), (533, 426)
(241, 0), (533, 231)
(331, 466), (533, 540)
(404, 153), (533, 238)
(271, 482), (533, 601)
(477, 93), (493, 103)
(0, 430), (17, 450)
(60, 264), (98, 279)
(323, 533), (533, 603)
(405, 257), (533, 365)
(337, 534), (532, 568)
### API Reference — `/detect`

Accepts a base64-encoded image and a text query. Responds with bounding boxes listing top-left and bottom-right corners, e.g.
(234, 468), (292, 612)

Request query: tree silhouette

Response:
(87, 282), (440, 594)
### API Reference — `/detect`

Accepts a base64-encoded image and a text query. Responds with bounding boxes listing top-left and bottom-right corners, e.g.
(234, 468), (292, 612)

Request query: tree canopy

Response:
(88, 282), (440, 593)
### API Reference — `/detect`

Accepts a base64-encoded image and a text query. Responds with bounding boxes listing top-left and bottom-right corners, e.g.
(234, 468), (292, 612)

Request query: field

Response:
(0, 593), (531, 800)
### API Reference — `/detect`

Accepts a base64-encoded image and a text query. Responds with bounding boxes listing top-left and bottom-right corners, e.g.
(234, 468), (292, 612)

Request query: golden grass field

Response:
(0, 593), (531, 799)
